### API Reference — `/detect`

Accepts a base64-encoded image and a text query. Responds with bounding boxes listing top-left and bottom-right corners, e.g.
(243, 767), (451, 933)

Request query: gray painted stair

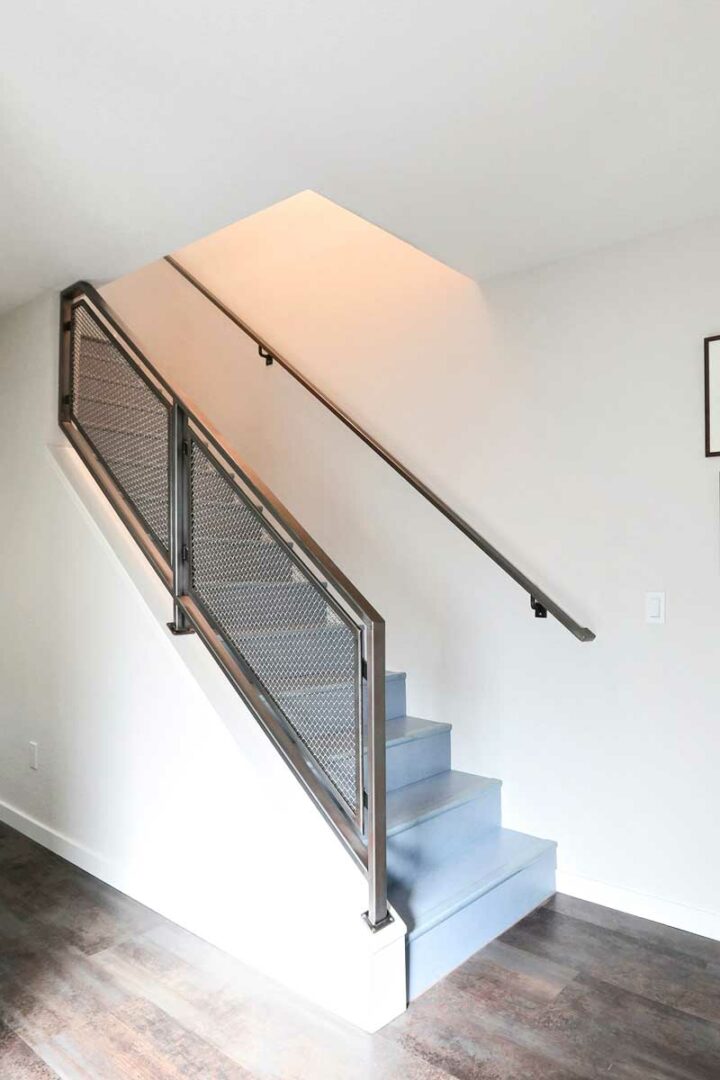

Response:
(377, 670), (556, 999)
(79, 344), (556, 1004)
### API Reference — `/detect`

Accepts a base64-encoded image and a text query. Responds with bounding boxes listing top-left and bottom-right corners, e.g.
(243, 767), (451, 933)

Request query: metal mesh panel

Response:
(71, 304), (170, 551)
(189, 441), (361, 812)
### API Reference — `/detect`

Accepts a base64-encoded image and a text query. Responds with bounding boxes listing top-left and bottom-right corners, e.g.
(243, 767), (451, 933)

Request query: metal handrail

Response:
(165, 256), (595, 642)
(58, 281), (390, 930)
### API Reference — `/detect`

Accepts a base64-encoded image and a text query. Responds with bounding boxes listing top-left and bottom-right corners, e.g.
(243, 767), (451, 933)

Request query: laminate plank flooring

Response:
(1, 821), (718, 1079)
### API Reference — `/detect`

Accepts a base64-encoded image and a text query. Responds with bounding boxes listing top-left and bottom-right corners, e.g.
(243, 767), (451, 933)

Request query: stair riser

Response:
(387, 785), (502, 886)
(406, 847), (556, 999)
(384, 674), (406, 721)
(275, 671), (407, 735)
(386, 730), (450, 792)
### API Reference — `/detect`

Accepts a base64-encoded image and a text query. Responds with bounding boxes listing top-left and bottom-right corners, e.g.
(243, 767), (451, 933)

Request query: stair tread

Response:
(390, 826), (556, 938)
(80, 419), (166, 442)
(278, 669), (405, 697)
(320, 715), (449, 762)
(232, 623), (348, 641)
(387, 769), (500, 837)
(199, 580), (319, 593)
(386, 716), (451, 746)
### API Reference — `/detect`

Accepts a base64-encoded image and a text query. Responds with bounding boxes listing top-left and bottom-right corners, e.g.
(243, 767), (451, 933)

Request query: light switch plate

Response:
(645, 592), (666, 624)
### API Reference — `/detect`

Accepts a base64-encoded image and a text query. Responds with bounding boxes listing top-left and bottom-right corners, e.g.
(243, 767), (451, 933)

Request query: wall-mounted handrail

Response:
(165, 255), (595, 643)
(59, 281), (390, 930)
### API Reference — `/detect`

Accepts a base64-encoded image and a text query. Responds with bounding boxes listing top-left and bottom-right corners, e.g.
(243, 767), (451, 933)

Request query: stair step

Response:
(231, 624), (355, 681)
(195, 580), (330, 630)
(263, 670), (406, 737)
(192, 507), (270, 544)
(193, 537), (295, 583)
(386, 717), (451, 791)
(74, 370), (162, 414)
(391, 827), (557, 998)
(71, 432), (170, 544)
(393, 826), (553, 936)
(322, 715), (451, 792)
(387, 769), (500, 837)
(78, 418), (167, 448)
(74, 400), (168, 440)
(77, 339), (133, 381)
(96, 454), (168, 486)
(385, 671), (406, 721)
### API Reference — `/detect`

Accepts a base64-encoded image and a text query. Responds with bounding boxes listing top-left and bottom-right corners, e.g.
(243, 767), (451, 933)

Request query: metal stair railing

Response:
(59, 282), (391, 931)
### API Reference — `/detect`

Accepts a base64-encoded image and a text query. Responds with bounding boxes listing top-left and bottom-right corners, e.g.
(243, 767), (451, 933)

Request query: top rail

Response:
(165, 256), (595, 642)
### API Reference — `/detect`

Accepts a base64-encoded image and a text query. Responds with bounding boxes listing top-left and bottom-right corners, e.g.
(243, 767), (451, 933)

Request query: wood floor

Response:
(0, 821), (719, 1079)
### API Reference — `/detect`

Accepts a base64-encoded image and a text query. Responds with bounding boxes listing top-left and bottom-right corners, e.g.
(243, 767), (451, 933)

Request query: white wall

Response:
(0, 291), (406, 1032)
(104, 193), (720, 938)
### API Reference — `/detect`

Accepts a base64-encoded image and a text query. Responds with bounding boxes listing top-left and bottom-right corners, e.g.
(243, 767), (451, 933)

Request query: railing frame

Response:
(169, 403), (194, 635)
(58, 282), (390, 930)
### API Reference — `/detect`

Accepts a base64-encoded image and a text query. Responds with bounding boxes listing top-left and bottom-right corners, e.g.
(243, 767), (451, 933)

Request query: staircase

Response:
(58, 280), (590, 1009)
(381, 670), (554, 997)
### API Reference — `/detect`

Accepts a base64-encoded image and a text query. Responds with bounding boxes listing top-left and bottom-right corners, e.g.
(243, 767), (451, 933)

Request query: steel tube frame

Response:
(58, 282), (391, 930)
(169, 403), (194, 634)
(364, 618), (389, 928)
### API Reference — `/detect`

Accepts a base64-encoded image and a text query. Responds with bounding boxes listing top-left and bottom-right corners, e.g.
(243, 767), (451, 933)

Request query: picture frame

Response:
(704, 335), (720, 456)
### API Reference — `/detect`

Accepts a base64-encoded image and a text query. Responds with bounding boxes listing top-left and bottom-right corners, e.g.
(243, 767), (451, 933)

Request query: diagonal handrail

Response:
(165, 255), (595, 642)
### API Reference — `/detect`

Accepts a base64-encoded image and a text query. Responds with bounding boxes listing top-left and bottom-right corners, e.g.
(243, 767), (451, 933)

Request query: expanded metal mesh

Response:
(71, 304), (170, 551)
(189, 440), (361, 812)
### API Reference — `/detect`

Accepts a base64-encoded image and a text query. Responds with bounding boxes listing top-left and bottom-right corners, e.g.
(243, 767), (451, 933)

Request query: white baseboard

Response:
(557, 869), (720, 942)
(0, 797), (122, 891)
(6, 789), (719, 949)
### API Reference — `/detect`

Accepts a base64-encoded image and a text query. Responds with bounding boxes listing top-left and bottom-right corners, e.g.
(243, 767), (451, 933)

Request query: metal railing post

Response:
(58, 291), (74, 425)
(363, 618), (391, 930)
(168, 402), (194, 635)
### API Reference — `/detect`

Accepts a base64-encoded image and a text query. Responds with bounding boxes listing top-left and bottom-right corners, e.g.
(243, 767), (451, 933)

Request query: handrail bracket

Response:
(530, 596), (548, 619)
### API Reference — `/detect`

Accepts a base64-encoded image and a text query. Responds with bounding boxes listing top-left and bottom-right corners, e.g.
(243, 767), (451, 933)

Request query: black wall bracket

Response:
(258, 345), (275, 366)
(530, 596), (548, 619)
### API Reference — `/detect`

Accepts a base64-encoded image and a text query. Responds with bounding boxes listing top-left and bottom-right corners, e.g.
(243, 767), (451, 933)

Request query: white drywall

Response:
(104, 192), (720, 938)
(0, 291), (407, 1032)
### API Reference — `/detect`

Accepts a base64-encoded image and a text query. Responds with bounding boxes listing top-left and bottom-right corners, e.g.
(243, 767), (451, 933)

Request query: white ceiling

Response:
(3, 1), (720, 315)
